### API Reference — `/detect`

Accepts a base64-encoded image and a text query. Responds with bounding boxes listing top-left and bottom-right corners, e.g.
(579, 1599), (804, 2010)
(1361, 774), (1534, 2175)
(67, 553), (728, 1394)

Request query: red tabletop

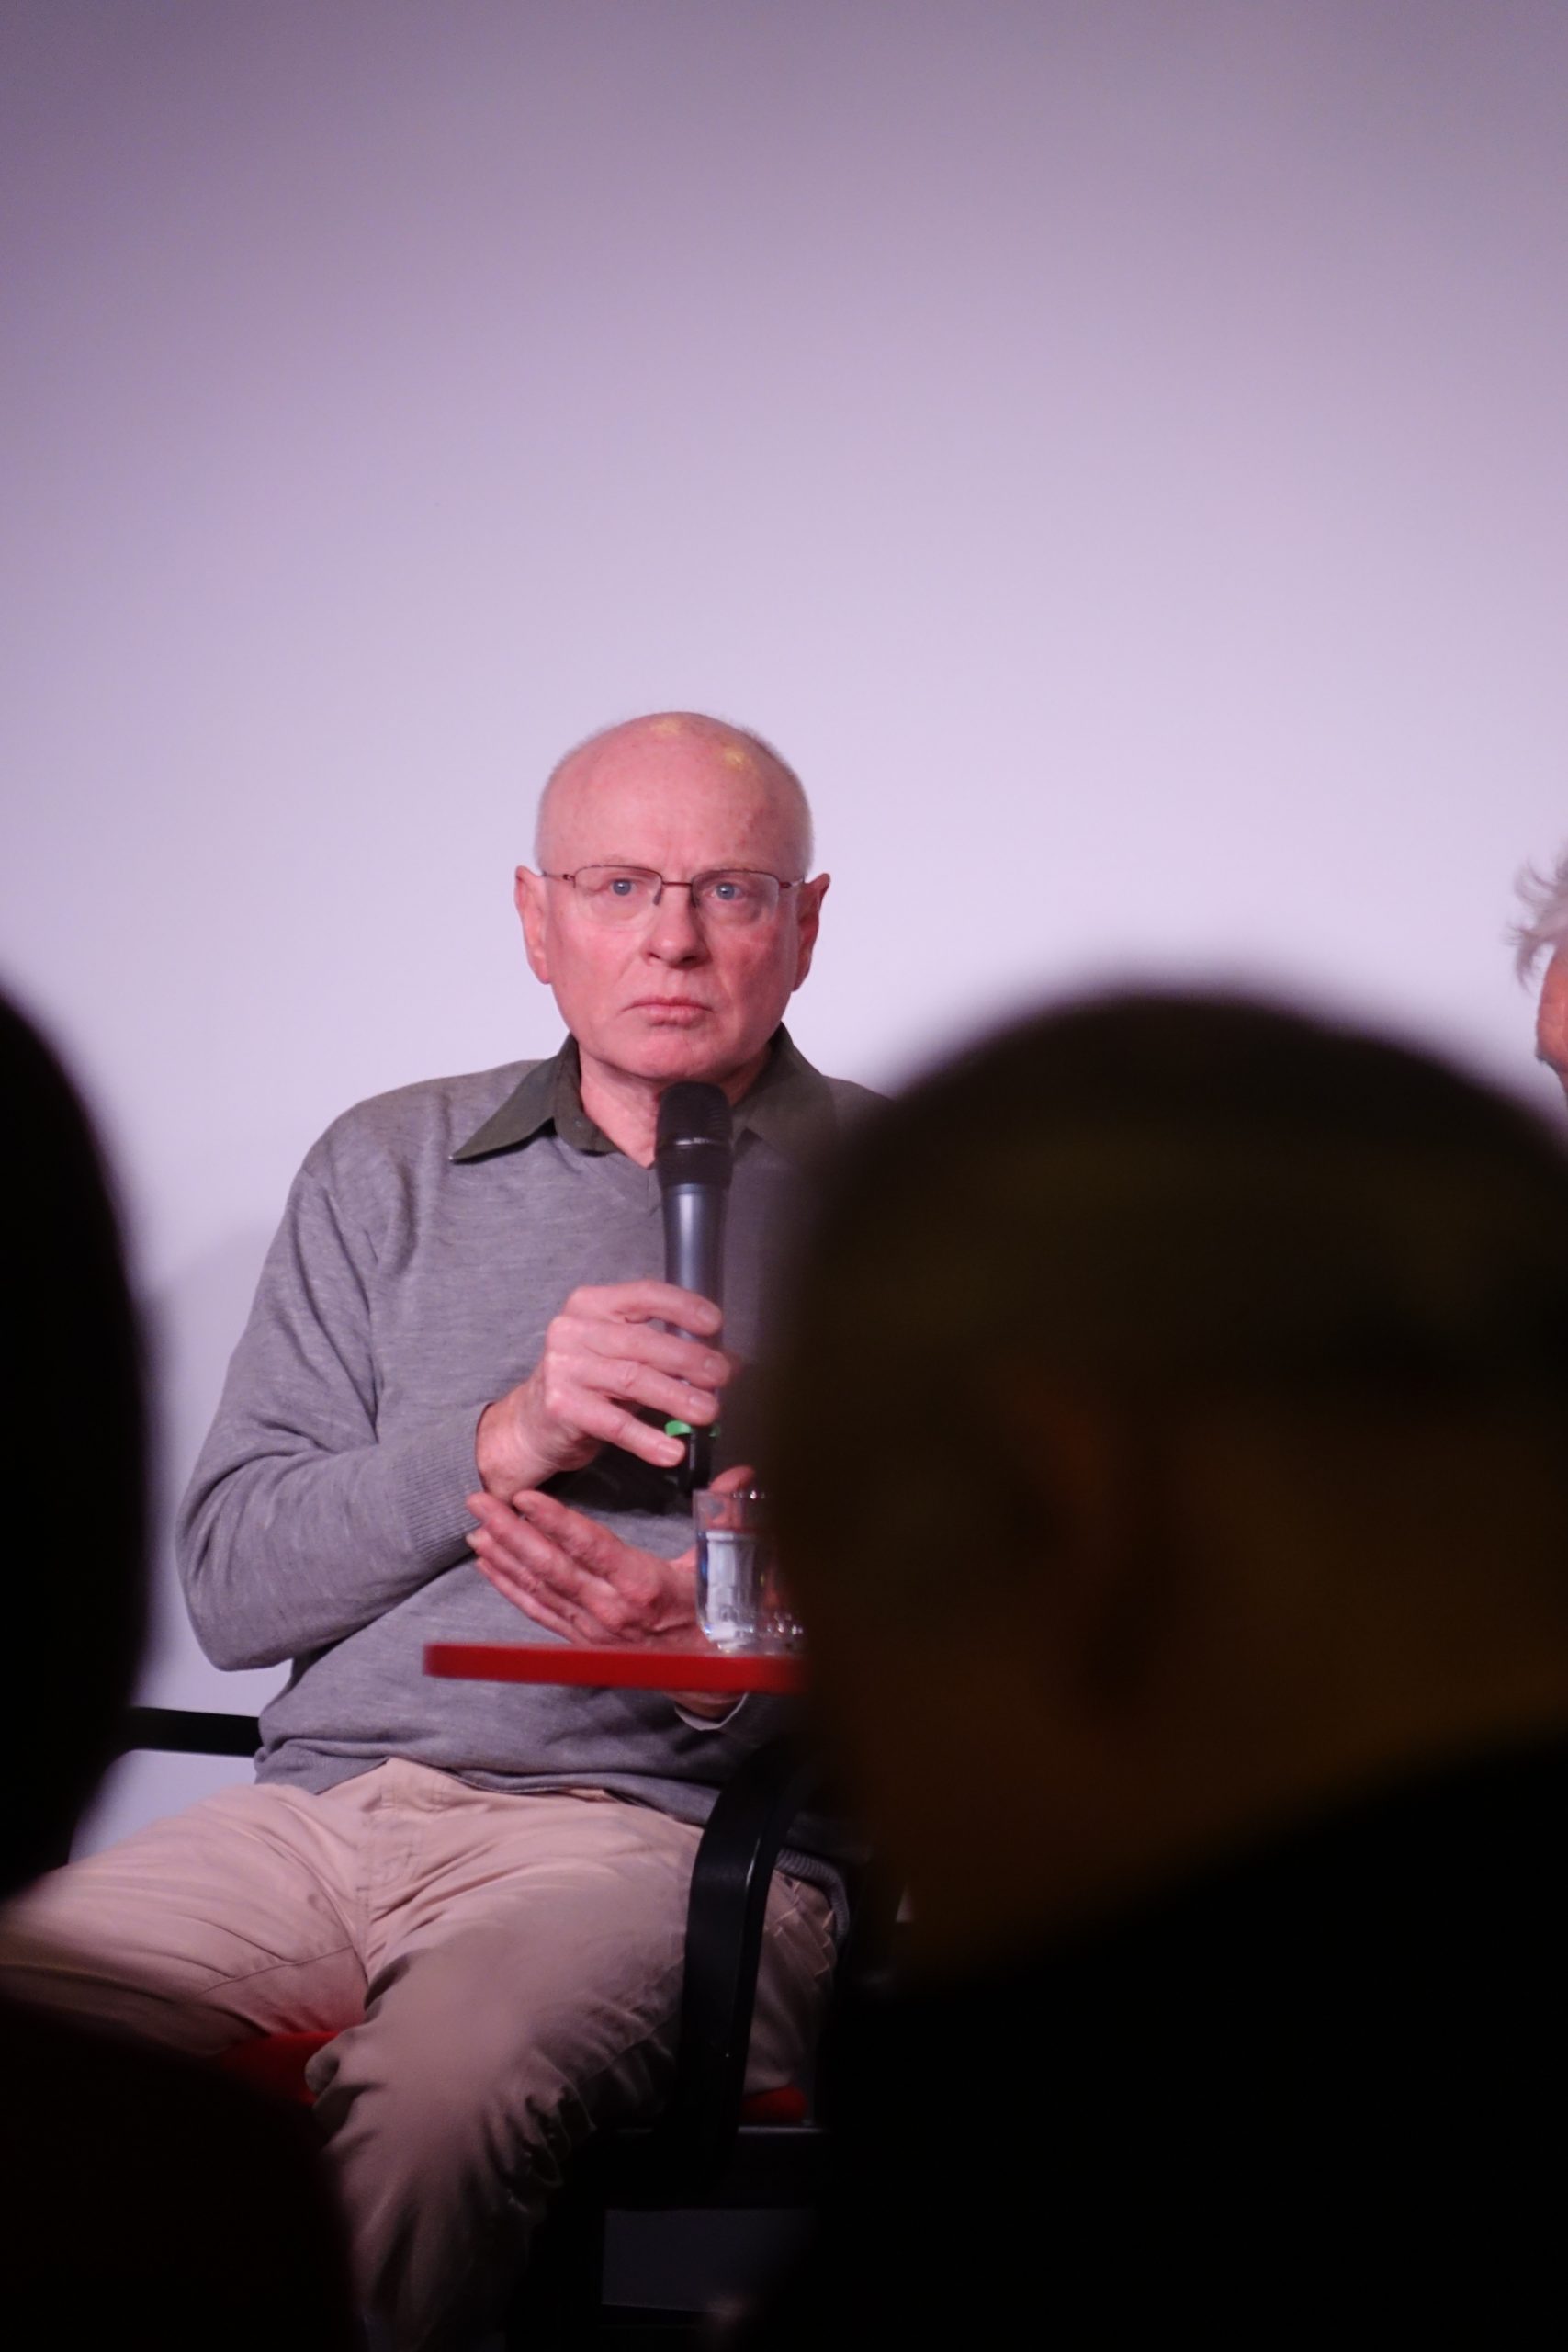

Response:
(424, 1640), (806, 1696)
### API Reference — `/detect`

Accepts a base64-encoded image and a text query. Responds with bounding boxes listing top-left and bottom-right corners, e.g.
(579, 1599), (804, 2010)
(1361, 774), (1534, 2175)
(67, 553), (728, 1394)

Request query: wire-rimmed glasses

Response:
(541, 867), (802, 927)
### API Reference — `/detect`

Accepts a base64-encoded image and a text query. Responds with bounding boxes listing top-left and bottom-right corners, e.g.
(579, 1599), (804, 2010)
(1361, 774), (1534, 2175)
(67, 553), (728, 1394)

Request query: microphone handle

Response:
(662, 1182), (726, 1306)
(661, 1182), (727, 1494)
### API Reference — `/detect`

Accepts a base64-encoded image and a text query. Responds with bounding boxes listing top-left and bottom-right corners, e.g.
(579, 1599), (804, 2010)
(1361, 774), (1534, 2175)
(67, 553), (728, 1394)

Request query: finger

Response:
(481, 1509), (652, 1634)
(536, 1385), (688, 1470)
(477, 1535), (642, 1642)
(709, 1462), (757, 1496)
(508, 1498), (689, 1634)
(472, 1490), (688, 1640)
(570, 1329), (730, 1423)
(565, 1280), (723, 1335)
(471, 1510), (594, 1603)
(470, 1521), (614, 1634)
(509, 1491), (671, 1611)
(568, 1348), (724, 1430)
(573, 1321), (732, 1388)
(468, 1490), (557, 1549)
(509, 1489), (643, 1582)
(468, 1518), (572, 1615)
(470, 1548), (600, 1645)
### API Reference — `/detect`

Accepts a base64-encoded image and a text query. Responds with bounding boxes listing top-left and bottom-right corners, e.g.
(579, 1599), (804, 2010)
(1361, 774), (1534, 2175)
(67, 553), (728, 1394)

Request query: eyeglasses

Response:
(542, 867), (803, 927)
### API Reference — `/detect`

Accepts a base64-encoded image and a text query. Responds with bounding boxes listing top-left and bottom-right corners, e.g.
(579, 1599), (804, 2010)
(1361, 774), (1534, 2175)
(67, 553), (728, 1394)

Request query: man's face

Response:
(1538, 952), (1568, 1109)
(514, 725), (828, 1094)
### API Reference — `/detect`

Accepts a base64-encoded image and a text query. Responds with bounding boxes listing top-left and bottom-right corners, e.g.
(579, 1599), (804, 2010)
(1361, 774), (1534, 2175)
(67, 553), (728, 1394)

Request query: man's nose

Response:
(644, 883), (708, 961)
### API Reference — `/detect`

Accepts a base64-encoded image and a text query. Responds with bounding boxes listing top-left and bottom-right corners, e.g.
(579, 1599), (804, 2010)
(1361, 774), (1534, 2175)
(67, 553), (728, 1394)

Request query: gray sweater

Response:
(175, 1032), (874, 1864)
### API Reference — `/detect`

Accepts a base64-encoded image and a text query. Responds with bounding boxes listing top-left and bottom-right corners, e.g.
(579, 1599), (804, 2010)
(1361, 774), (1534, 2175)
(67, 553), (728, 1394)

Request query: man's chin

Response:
(601, 1019), (755, 1090)
(633, 1042), (732, 1085)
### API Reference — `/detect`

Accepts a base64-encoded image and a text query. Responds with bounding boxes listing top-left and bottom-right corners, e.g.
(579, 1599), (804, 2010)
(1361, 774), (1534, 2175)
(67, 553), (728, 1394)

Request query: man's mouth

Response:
(630, 999), (710, 1020)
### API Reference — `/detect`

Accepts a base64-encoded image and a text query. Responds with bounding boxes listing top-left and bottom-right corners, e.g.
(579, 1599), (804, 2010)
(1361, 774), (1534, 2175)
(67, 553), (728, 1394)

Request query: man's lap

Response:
(0, 1759), (832, 2081)
(0, 1759), (836, 2345)
(0, 1770), (368, 2048)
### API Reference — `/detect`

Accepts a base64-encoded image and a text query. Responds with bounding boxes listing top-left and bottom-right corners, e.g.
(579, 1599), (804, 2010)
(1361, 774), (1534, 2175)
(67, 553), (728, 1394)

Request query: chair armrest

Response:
(656, 1734), (818, 2182)
(118, 1705), (261, 1759)
(39, 1709), (261, 1874)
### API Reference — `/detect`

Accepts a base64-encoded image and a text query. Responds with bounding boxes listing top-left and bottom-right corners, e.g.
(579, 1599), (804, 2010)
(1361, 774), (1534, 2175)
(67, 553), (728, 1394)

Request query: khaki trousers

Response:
(0, 1760), (835, 2349)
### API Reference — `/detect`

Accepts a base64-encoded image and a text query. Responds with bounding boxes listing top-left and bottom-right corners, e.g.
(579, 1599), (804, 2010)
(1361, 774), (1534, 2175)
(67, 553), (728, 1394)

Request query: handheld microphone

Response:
(654, 1080), (733, 1494)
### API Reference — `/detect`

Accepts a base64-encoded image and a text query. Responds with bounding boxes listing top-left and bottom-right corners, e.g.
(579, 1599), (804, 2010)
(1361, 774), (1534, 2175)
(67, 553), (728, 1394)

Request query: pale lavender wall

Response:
(2, 4), (1566, 1836)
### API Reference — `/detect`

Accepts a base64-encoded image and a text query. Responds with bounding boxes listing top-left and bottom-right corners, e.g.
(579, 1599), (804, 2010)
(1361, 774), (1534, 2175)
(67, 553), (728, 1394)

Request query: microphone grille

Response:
(656, 1082), (733, 1184)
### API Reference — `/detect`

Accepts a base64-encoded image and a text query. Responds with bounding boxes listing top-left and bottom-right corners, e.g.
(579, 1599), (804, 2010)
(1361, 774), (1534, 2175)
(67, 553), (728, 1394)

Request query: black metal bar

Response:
(118, 1704), (261, 1758)
(655, 1735), (817, 2186)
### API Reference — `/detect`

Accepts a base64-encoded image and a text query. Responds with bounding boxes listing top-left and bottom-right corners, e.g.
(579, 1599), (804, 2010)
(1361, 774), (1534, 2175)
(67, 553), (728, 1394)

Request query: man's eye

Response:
(605, 875), (640, 898)
(707, 878), (747, 903)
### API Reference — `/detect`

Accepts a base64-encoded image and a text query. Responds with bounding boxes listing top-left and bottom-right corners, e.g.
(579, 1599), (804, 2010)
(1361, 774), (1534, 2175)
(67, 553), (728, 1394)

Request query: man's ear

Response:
(515, 867), (551, 985)
(790, 874), (830, 991)
(1537, 950), (1568, 1092)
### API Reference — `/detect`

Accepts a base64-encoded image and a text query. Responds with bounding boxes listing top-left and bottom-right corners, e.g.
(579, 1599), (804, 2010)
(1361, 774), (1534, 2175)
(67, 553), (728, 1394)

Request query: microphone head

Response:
(655, 1081), (734, 1192)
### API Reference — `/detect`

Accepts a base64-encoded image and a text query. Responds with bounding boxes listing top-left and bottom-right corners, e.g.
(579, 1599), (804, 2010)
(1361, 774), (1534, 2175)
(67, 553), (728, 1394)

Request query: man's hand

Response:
(466, 1464), (756, 1713)
(475, 1279), (731, 1497)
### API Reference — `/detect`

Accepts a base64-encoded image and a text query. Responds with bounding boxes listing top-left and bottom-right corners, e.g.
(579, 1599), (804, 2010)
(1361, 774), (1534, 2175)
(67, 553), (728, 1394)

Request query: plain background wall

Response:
(2, 1), (1565, 1848)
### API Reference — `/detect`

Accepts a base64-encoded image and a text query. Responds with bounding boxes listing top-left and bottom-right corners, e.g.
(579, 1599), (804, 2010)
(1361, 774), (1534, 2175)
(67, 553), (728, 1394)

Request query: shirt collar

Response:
(450, 1025), (840, 1164)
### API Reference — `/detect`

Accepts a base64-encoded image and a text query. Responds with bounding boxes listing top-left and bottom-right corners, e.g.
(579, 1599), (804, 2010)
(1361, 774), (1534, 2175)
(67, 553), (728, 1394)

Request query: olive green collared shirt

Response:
(450, 1024), (849, 1165)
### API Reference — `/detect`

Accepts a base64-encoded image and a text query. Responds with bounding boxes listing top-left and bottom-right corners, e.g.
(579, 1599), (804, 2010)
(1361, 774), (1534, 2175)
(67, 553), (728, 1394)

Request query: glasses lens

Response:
(568, 868), (784, 923)
(692, 873), (779, 923)
(575, 868), (660, 921)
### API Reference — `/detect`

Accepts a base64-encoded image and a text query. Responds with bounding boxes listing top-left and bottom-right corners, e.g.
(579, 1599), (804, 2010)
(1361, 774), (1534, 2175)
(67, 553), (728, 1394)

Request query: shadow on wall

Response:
(77, 1225), (284, 1858)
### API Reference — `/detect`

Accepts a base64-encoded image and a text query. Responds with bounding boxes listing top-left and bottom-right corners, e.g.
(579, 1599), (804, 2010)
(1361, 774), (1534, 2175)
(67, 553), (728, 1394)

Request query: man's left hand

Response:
(465, 1463), (755, 1649)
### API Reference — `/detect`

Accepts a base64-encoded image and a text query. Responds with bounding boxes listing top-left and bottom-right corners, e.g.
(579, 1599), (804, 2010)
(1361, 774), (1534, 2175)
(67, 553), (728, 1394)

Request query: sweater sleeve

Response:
(175, 1146), (488, 1671)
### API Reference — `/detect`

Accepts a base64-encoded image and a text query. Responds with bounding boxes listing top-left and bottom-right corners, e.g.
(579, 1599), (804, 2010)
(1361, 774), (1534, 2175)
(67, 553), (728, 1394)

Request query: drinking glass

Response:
(693, 1487), (803, 1654)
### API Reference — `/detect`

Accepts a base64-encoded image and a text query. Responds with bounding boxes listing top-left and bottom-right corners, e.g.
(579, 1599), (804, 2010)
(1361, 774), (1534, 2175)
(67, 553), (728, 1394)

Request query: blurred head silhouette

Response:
(770, 989), (1568, 1973)
(0, 991), (146, 1898)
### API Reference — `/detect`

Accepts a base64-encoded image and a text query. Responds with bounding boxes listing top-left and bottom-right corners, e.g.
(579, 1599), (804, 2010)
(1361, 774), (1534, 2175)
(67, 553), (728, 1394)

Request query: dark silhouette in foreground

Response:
(763, 991), (1568, 2340)
(0, 992), (357, 2348)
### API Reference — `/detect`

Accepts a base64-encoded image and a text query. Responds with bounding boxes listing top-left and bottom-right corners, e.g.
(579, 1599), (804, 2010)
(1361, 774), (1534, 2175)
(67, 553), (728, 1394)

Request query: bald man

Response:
(0, 715), (871, 2349)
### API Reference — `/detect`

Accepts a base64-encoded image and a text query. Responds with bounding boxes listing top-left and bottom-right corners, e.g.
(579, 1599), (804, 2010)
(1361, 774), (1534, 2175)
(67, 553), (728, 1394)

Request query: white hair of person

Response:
(1510, 849), (1568, 980)
(533, 713), (814, 873)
